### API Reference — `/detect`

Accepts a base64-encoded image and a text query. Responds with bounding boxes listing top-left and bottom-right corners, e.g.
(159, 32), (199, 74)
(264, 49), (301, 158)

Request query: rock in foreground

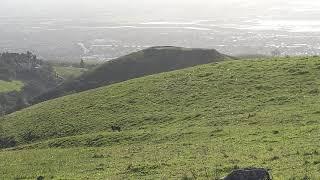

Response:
(223, 168), (271, 180)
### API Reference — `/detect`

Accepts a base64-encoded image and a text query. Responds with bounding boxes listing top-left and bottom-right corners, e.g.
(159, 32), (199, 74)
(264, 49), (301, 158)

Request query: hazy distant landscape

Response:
(2, 1), (320, 179)
(2, 0), (320, 62)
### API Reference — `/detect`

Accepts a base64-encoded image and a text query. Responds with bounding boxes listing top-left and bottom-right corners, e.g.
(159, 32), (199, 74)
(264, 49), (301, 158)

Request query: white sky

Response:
(1, 0), (320, 21)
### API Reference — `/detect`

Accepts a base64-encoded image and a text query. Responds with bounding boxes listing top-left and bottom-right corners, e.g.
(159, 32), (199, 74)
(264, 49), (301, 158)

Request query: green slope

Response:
(33, 46), (229, 104)
(0, 80), (24, 93)
(1, 57), (320, 179)
(53, 66), (86, 79)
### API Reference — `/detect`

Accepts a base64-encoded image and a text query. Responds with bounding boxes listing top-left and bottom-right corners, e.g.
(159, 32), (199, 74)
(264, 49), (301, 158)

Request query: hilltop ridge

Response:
(32, 46), (230, 104)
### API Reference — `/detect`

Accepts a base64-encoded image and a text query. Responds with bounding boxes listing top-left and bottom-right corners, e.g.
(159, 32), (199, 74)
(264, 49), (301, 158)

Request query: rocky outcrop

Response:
(223, 168), (271, 180)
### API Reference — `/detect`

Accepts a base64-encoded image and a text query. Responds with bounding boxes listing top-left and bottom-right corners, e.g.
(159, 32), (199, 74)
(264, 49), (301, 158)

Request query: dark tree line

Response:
(0, 52), (62, 115)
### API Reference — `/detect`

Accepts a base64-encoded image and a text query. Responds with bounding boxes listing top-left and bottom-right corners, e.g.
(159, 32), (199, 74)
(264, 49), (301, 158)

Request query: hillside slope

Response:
(1, 57), (320, 179)
(33, 46), (229, 104)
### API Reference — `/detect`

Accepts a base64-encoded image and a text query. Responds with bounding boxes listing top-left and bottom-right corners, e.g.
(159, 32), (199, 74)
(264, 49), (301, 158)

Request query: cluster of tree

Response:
(271, 49), (281, 57)
(0, 52), (41, 80)
(0, 91), (22, 115)
(0, 52), (63, 115)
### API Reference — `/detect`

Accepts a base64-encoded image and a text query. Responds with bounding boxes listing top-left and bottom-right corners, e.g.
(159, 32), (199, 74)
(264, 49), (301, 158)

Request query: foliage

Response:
(0, 52), (62, 115)
(80, 59), (85, 68)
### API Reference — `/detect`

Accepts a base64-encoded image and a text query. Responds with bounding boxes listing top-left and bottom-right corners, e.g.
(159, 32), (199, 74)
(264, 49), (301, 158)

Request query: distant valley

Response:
(2, 16), (320, 62)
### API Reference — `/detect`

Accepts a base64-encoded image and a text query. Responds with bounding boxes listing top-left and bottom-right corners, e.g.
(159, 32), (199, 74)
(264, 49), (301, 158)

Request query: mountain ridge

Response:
(32, 46), (231, 104)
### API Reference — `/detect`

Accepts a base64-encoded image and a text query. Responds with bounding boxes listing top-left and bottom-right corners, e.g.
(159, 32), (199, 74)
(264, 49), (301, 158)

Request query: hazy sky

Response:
(1, 0), (320, 21)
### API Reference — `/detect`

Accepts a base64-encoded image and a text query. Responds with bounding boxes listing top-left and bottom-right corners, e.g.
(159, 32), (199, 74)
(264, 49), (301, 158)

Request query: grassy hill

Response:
(1, 57), (320, 179)
(33, 46), (229, 104)
(53, 66), (87, 79)
(0, 80), (24, 93)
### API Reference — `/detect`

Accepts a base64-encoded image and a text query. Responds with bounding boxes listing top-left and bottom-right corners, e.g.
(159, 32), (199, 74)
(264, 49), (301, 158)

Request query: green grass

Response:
(54, 66), (86, 79)
(1, 57), (320, 179)
(0, 80), (24, 93)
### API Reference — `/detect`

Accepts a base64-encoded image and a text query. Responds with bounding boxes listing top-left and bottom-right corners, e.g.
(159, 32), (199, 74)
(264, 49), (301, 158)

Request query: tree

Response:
(26, 51), (32, 59)
(80, 59), (85, 68)
(15, 94), (27, 111)
(271, 49), (281, 57)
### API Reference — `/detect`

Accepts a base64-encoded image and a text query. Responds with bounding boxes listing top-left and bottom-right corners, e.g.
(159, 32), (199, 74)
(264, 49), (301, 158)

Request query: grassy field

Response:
(0, 80), (24, 93)
(54, 66), (86, 79)
(1, 57), (320, 179)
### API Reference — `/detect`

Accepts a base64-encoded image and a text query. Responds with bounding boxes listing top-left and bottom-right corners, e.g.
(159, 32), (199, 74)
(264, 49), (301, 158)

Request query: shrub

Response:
(0, 135), (17, 148)
(21, 131), (39, 142)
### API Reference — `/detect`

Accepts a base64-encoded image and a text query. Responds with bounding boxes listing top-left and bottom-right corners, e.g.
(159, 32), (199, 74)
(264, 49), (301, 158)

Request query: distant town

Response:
(1, 17), (320, 62)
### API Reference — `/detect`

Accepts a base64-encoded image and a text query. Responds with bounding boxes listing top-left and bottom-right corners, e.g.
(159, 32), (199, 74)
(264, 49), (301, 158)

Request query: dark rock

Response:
(223, 168), (271, 180)
(111, 125), (121, 132)
(37, 176), (45, 180)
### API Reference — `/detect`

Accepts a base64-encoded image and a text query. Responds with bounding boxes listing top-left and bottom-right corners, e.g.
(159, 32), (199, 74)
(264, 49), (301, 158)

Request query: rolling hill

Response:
(33, 46), (230, 104)
(0, 57), (320, 179)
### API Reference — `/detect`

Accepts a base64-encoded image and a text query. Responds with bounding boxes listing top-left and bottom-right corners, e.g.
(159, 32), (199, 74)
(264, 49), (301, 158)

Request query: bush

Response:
(0, 135), (17, 148)
(21, 131), (39, 142)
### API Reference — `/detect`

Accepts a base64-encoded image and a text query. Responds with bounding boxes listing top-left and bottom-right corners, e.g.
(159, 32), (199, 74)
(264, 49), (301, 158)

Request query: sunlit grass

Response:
(1, 57), (320, 179)
(0, 80), (24, 93)
(54, 66), (86, 79)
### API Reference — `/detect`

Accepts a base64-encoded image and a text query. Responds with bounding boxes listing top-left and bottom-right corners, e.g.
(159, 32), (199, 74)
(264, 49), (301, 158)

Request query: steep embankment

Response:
(33, 46), (229, 104)
(0, 57), (320, 179)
